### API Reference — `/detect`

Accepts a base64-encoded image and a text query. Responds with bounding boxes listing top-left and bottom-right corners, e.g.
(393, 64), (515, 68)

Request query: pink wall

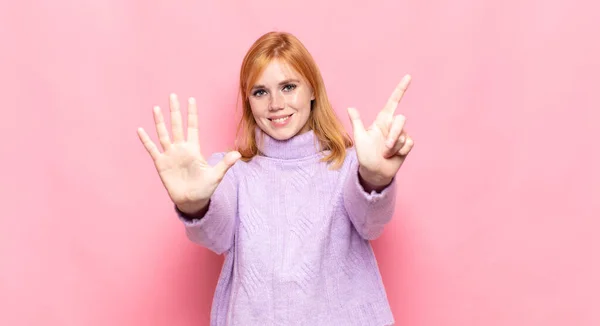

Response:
(1, 0), (599, 325)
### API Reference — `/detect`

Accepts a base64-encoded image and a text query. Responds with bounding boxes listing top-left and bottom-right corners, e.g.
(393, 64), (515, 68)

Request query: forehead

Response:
(254, 59), (301, 85)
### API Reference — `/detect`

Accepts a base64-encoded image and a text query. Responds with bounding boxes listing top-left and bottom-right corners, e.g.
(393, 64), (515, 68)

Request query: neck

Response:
(255, 128), (321, 159)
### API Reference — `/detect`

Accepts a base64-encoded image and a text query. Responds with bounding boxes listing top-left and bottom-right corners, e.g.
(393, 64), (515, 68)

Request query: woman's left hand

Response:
(347, 74), (415, 191)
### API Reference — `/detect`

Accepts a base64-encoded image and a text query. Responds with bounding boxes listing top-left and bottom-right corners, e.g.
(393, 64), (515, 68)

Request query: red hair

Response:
(236, 31), (352, 168)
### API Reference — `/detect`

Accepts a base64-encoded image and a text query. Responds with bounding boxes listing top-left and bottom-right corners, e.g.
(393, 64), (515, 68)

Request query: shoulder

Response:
(341, 146), (358, 168)
(314, 147), (357, 176)
(344, 147), (357, 160)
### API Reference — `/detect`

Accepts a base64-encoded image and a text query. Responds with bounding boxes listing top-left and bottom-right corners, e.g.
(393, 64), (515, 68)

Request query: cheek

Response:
(248, 98), (267, 116)
(287, 92), (313, 112)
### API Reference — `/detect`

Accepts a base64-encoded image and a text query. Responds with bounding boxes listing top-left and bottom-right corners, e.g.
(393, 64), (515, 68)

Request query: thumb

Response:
(347, 107), (365, 135)
(213, 151), (241, 179)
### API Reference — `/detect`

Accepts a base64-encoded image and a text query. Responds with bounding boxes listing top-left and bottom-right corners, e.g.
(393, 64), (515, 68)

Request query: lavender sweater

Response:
(176, 130), (397, 325)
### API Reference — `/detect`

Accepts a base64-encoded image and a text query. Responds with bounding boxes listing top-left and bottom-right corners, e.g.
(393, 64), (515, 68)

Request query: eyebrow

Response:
(251, 79), (300, 90)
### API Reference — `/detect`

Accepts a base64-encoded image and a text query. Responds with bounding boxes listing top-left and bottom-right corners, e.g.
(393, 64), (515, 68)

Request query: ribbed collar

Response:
(256, 128), (322, 159)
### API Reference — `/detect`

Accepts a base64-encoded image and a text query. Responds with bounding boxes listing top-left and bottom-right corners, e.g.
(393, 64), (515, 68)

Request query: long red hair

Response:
(235, 31), (353, 169)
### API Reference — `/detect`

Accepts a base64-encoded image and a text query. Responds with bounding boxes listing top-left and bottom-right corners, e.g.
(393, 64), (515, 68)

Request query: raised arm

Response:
(344, 75), (415, 240)
(175, 152), (239, 254)
(137, 93), (241, 254)
(343, 150), (398, 240)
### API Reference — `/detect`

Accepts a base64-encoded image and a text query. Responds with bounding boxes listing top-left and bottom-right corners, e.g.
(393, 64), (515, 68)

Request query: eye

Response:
(282, 84), (297, 92)
(252, 89), (267, 97)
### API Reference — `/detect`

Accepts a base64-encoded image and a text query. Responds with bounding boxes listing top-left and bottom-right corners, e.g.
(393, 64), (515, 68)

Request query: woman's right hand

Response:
(137, 94), (241, 215)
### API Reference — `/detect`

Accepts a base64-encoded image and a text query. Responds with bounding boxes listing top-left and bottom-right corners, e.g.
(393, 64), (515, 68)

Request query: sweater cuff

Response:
(174, 204), (204, 224)
(343, 165), (397, 240)
(352, 167), (397, 204)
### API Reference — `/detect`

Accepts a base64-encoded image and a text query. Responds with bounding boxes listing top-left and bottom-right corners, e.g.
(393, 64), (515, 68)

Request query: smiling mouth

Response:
(268, 114), (293, 123)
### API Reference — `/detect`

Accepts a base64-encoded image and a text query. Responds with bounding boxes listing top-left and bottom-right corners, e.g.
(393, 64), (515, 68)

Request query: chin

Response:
(260, 114), (309, 140)
(264, 127), (300, 141)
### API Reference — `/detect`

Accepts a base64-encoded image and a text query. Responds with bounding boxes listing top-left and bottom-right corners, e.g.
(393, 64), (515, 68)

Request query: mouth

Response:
(267, 114), (293, 123)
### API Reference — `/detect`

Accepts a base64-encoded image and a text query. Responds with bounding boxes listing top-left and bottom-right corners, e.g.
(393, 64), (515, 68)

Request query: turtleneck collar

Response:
(255, 128), (322, 159)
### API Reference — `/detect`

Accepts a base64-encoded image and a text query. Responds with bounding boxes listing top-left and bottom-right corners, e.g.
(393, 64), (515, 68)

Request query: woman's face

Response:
(248, 59), (314, 140)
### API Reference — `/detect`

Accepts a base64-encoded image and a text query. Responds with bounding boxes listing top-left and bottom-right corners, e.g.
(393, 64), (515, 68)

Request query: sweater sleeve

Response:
(342, 150), (397, 240)
(174, 152), (238, 255)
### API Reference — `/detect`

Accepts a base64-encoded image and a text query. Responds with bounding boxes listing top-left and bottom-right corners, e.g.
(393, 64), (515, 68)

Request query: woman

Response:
(137, 31), (414, 325)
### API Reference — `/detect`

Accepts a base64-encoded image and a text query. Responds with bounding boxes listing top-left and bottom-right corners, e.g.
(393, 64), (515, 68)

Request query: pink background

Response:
(1, 0), (599, 325)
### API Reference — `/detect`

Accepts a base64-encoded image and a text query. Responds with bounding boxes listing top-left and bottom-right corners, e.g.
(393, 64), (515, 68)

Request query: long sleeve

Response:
(342, 150), (397, 240)
(175, 152), (238, 254)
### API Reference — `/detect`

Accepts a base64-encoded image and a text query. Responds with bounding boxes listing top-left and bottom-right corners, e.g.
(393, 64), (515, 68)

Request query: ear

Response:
(311, 89), (315, 101)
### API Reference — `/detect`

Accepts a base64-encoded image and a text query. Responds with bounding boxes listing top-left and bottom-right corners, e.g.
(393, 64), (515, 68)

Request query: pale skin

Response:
(137, 74), (414, 215)
(247, 60), (314, 141)
(137, 95), (242, 215)
(348, 74), (415, 192)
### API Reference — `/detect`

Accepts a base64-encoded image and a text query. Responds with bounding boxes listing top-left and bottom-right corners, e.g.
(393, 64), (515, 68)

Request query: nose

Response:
(269, 92), (284, 111)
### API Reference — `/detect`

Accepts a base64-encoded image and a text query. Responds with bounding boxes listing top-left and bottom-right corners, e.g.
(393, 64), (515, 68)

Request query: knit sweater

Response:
(176, 129), (397, 326)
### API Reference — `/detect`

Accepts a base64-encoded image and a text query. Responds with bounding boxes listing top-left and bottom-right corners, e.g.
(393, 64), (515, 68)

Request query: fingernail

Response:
(400, 135), (406, 143)
(170, 93), (177, 99)
(386, 139), (394, 148)
(189, 97), (196, 104)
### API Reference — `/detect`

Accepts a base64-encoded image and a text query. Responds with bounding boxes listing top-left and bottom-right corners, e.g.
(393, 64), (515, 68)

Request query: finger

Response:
(153, 106), (172, 151)
(347, 107), (366, 135)
(397, 135), (414, 156)
(384, 130), (407, 159)
(212, 151), (241, 181)
(382, 74), (411, 115)
(386, 114), (406, 148)
(187, 97), (200, 147)
(170, 93), (185, 143)
(137, 127), (161, 161)
(374, 111), (393, 138)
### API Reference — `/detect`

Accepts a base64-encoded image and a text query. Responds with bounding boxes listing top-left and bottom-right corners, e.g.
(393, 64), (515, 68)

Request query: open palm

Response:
(347, 75), (415, 185)
(137, 94), (240, 212)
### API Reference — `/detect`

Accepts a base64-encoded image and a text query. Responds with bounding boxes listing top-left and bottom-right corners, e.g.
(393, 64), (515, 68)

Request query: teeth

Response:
(273, 116), (290, 123)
